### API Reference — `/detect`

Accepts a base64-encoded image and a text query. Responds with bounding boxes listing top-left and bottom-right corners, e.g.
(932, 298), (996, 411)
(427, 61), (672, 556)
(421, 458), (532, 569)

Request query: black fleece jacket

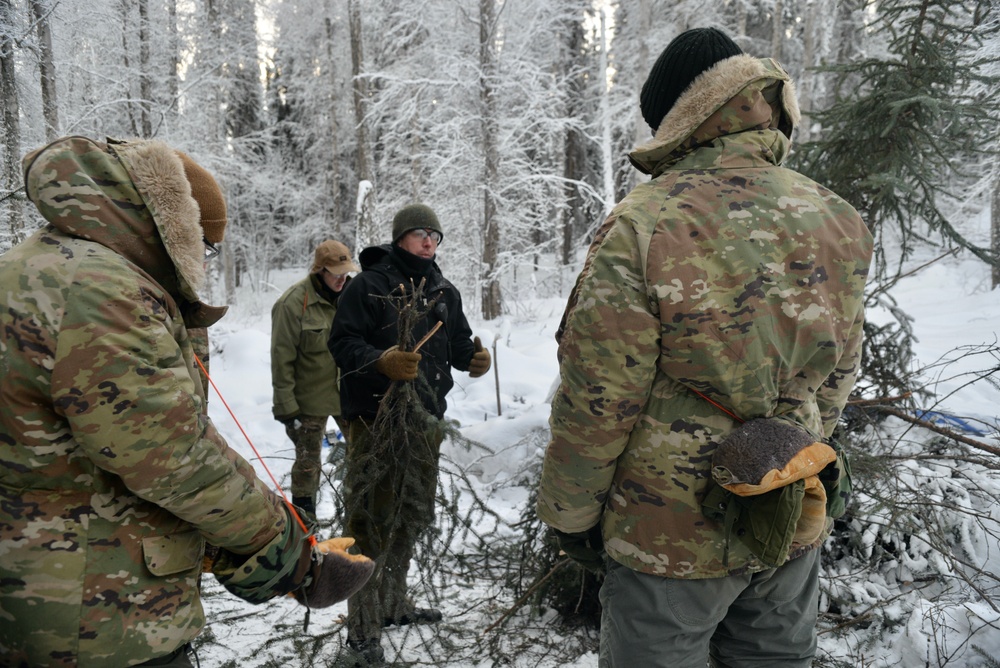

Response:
(328, 244), (476, 421)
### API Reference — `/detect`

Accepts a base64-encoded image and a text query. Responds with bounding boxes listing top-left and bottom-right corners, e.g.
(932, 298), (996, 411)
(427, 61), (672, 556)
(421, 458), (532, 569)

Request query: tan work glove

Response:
(468, 336), (491, 378)
(375, 345), (421, 381)
(711, 418), (838, 551)
(292, 537), (375, 608)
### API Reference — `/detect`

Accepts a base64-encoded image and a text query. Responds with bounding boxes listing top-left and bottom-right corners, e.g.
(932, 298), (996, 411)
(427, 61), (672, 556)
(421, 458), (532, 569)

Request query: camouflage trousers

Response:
(343, 418), (443, 643)
(285, 415), (328, 502)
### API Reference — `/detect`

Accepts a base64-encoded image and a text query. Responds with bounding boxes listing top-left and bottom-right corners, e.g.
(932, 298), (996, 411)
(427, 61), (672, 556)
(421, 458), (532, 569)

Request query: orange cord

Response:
(688, 386), (745, 424)
(194, 354), (317, 547)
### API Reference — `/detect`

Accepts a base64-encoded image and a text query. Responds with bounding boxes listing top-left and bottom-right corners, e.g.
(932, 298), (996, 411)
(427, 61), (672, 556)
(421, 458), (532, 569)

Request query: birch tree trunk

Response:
(479, 0), (502, 320)
(206, 0), (224, 146)
(222, 0), (264, 297)
(561, 4), (586, 266)
(138, 0), (152, 137)
(203, 0), (236, 301)
(736, 0), (747, 36)
(224, 0), (263, 143)
(408, 92), (423, 203)
(120, 0), (139, 137)
(992, 175), (1000, 289)
(323, 9), (342, 240)
(771, 0), (784, 61)
(167, 0), (179, 109)
(834, 0), (864, 68)
(599, 8), (615, 214)
(797, 0), (818, 143)
(1, 0), (24, 247)
(349, 0), (377, 250)
(30, 0), (59, 140)
(631, 0), (651, 152)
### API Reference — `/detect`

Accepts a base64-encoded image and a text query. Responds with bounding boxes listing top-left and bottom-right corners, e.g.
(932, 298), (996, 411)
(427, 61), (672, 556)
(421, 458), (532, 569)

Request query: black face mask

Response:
(311, 273), (341, 303)
(389, 244), (434, 278)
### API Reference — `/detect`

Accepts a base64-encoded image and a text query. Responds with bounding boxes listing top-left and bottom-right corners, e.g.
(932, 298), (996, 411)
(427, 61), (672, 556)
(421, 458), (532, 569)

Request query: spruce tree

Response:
(792, 0), (1000, 279)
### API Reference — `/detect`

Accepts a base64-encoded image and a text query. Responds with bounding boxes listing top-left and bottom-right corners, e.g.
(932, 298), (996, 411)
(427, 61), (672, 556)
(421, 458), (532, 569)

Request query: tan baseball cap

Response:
(311, 240), (359, 275)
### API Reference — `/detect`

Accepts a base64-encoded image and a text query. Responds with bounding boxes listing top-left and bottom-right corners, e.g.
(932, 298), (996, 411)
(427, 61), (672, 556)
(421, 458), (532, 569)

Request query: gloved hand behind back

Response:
(552, 525), (605, 573)
(292, 537), (375, 608)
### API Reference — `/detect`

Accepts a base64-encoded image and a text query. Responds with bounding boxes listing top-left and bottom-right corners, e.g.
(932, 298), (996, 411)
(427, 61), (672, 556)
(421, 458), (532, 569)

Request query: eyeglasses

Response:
(409, 228), (442, 245)
(203, 239), (221, 261)
(323, 269), (348, 280)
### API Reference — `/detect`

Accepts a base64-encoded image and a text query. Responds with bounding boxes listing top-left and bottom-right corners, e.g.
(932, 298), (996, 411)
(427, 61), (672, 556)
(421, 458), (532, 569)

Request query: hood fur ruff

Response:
(635, 54), (801, 156)
(112, 140), (206, 300)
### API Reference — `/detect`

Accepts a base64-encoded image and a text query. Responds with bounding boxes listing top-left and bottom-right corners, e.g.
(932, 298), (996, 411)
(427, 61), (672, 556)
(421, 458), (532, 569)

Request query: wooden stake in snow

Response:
(493, 336), (501, 417)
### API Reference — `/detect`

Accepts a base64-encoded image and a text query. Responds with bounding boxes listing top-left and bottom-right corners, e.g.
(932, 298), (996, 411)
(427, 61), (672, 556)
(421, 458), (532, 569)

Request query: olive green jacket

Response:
(271, 274), (345, 420)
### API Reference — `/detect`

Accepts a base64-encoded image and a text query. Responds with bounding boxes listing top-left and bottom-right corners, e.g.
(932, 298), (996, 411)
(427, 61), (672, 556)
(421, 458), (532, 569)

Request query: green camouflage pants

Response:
(598, 549), (820, 668)
(343, 418), (442, 643)
(285, 414), (328, 502)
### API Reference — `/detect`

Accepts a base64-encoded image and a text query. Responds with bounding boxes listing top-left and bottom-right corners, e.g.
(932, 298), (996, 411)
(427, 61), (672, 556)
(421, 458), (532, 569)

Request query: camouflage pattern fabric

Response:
(187, 326), (212, 399)
(0, 137), (296, 666)
(342, 418), (442, 644)
(537, 57), (873, 579)
(284, 415), (328, 502)
(211, 504), (312, 604)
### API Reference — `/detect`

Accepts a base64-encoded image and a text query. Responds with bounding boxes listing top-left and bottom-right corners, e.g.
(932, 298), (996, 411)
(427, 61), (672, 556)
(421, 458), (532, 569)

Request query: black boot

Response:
(345, 637), (385, 666)
(383, 607), (443, 628)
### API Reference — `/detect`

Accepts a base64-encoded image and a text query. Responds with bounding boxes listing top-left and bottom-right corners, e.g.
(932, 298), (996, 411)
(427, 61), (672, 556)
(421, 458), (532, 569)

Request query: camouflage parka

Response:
(537, 56), (873, 579)
(0, 137), (298, 666)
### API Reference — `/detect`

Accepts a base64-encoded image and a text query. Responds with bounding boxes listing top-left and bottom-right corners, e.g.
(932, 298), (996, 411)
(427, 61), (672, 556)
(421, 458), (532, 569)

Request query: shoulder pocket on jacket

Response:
(143, 530), (206, 576)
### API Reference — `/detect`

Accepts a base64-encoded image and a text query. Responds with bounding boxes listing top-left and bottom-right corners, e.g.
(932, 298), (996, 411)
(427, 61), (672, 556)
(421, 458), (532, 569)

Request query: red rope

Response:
(194, 354), (317, 547)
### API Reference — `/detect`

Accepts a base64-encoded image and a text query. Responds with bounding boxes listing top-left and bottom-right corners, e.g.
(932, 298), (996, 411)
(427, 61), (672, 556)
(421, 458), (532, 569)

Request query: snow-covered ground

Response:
(198, 244), (1000, 666)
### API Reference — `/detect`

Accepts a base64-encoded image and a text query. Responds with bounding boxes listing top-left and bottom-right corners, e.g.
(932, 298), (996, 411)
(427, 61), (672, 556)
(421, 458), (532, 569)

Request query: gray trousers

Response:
(599, 549), (820, 668)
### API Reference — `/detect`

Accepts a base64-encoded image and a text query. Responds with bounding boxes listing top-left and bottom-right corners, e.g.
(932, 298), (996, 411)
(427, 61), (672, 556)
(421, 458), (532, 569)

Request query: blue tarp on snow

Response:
(914, 410), (995, 437)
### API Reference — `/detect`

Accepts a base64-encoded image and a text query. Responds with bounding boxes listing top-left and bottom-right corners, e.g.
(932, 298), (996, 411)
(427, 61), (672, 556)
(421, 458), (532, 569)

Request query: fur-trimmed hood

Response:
(630, 55), (801, 176)
(22, 136), (226, 326)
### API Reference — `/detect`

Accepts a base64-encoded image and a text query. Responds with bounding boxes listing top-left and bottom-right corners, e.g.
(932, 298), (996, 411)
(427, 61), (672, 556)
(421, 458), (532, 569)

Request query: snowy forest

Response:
(3, 0), (1000, 666)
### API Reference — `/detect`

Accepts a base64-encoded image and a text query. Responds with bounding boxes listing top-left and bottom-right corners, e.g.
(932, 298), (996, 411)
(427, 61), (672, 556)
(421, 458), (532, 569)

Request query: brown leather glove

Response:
(202, 544), (221, 573)
(468, 336), (491, 378)
(292, 537), (375, 608)
(375, 345), (421, 381)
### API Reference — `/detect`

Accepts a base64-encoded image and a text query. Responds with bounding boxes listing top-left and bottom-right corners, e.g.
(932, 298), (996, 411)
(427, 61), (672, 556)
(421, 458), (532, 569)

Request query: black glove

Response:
(276, 413), (302, 430)
(552, 525), (605, 573)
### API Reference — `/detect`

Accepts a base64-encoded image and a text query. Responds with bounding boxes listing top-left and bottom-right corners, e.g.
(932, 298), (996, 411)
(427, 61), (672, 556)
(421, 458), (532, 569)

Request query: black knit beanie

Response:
(640, 27), (743, 133)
